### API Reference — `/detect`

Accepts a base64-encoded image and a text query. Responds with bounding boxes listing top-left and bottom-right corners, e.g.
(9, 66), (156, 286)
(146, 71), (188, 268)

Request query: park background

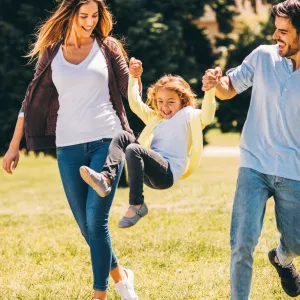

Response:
(1, 0), (297, 299)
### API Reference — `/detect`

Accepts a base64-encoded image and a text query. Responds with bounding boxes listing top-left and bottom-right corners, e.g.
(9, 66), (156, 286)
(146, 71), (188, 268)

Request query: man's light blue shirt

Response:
(227, 45), (300, 181)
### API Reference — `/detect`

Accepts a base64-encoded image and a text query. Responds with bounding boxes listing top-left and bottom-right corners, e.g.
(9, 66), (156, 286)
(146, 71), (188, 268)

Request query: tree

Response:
(216, 0), (281, 133)
(0, 0), (55, 153)
(108, 0), (219, 134)
(0, 0), (239, 154)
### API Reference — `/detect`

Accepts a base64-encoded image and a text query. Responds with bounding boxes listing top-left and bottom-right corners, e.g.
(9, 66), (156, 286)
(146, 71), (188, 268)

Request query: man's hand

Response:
(129, 57), (143, 78)
(202, 67), (222, 91)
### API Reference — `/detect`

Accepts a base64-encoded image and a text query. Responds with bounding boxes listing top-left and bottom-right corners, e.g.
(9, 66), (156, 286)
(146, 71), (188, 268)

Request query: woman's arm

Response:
(3, 48), (50, 174)
(2, 117), (24, 174)
(128, 75), (156, 124)
(199, 88), (216, 129)
(19, 48), (51, 114)
(109, 39), (129, 97)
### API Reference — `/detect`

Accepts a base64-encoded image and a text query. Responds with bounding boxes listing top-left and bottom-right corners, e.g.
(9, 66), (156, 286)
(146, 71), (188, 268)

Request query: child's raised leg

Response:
(80, 130), (136, 197)
(118, 144), (173, 228)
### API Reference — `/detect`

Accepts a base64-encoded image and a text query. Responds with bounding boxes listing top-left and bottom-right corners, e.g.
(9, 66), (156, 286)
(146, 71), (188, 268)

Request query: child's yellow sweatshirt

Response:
(128, 76), (216, 179)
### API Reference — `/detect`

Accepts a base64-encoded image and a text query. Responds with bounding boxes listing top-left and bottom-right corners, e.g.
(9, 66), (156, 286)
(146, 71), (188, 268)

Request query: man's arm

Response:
(215, 76), (237, 100)
(202, 67), (237, 100)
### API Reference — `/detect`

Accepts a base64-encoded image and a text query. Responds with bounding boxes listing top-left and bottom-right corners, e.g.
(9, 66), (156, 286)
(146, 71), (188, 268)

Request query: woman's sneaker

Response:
(115, 268), (138, 300)
(79, 166), (111, 197)
(268, 248), (300, 297)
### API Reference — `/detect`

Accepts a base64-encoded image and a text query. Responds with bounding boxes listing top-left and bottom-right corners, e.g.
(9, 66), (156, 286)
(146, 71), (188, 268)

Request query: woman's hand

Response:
(129, 57), (143, 78)
(2, 146), (20, 174)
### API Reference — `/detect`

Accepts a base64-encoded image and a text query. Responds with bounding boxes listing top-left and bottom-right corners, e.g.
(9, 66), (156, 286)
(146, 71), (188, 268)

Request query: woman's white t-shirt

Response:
(51, 39), (122, 147)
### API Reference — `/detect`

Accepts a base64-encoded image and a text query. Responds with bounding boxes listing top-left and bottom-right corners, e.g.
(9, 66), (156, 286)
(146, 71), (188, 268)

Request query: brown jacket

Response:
(20, 37), (132, 150)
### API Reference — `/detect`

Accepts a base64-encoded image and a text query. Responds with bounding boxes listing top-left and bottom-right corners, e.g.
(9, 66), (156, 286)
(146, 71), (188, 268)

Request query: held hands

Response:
(202, 67), (222, 91)
(129, 57), (143, 78)
(2, 147), (20, 174)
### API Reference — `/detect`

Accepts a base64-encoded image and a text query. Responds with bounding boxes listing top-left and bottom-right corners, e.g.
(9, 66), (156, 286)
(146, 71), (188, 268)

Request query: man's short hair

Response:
(271, 0), (300, 34)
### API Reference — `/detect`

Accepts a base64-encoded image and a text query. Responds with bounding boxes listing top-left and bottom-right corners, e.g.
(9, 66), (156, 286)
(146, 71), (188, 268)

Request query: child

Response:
(80, 58), (216, 228)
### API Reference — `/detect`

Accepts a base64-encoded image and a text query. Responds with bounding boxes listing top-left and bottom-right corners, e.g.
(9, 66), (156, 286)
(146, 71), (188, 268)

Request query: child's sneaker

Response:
(79, 166), (111, 197)
(115, 267), (138, 300)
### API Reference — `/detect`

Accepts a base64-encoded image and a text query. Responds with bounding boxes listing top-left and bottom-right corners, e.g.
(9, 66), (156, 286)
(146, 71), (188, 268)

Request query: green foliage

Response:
(216, 0), (281, 133)
(0, 0), (236, 154)
(108, 0), (217, 134)
(0, 1), (55, 152)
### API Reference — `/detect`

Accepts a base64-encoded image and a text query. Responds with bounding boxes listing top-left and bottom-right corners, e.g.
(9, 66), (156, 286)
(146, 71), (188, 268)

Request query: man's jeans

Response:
(231, 167), (300, 300)
(57, 139), (124, 291)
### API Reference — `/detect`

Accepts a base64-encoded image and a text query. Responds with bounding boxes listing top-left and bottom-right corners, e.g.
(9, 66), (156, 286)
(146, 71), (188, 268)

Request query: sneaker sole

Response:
(79, 167), (107, 198)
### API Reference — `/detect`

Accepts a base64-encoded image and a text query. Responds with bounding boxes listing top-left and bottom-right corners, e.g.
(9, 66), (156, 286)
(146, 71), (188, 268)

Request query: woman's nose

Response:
(86, 17), (93, 26)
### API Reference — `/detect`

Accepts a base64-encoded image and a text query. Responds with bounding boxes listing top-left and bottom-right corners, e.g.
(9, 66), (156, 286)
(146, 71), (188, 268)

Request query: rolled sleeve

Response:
(226, 46), (261, 94)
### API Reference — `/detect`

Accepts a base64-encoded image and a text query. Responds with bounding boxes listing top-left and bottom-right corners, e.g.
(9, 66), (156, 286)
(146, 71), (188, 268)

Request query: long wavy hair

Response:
(146, 75), (197, 113)
(26, 0), (127, 61)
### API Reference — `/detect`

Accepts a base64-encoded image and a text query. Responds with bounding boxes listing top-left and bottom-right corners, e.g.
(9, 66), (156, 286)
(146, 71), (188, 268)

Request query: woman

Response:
(2, 1), (141, 299)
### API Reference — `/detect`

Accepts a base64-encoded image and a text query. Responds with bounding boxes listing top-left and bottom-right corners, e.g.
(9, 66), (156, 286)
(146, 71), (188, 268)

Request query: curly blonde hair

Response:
(146, 75), (197, 113)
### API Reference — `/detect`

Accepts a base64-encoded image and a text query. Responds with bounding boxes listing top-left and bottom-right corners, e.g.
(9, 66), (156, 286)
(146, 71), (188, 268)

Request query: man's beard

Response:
(278, 37), (300, 58)
(284, 44), (300, 58)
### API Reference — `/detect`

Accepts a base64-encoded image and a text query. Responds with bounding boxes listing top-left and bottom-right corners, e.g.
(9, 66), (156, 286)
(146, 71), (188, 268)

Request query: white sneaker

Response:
(114, 267), (138, 300)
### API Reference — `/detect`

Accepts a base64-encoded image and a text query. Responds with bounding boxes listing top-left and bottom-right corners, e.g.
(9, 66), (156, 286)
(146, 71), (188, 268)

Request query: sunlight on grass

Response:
(0, 151), (296, 299)
(206, 129), (240, 147)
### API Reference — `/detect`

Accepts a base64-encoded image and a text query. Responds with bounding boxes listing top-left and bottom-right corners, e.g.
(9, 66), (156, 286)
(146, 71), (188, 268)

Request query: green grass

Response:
(0, 152), (296, 299)
(205, 129), (240, 147)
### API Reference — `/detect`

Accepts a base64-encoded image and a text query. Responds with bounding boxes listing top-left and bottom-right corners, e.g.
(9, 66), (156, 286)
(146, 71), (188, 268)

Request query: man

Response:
(202, 0), (300, 299)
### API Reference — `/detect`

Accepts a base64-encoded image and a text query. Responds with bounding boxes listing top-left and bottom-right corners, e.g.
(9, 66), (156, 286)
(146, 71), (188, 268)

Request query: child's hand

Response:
(202, 67), (222, 91)
(129, 57), (143, 78)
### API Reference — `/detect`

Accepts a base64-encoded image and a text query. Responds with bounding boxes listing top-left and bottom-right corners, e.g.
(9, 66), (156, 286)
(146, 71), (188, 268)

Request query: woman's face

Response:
(74, 1), (99, 38)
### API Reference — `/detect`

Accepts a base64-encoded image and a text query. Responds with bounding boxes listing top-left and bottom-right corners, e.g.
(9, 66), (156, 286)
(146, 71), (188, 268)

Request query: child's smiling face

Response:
(156, 88), (183, 119)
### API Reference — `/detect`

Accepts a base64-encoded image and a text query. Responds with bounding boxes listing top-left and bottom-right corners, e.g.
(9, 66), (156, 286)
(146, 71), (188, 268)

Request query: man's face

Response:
(273, 16), (300, 59)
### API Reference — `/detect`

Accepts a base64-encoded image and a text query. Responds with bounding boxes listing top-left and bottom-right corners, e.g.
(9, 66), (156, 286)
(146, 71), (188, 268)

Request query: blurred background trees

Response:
(0, 0), (281, 154)
(217, 0), (281, 132)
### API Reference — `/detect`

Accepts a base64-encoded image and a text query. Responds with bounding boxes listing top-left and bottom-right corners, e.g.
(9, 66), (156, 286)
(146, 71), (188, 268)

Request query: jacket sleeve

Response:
(128, 75), (156, 124)
(199, 88), (216, 129)
(19, 48), (51, 116)
(108, 38), (129, 98)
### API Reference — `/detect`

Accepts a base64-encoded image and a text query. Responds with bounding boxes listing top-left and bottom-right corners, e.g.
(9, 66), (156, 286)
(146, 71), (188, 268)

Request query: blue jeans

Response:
(57, 139), (124, 291)
(230, 167), (300, 300)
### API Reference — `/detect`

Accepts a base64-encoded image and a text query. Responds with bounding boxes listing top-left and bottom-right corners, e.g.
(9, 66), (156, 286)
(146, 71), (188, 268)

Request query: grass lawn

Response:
(205, 129), (240, 147)
(0, 149), (296, 299)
